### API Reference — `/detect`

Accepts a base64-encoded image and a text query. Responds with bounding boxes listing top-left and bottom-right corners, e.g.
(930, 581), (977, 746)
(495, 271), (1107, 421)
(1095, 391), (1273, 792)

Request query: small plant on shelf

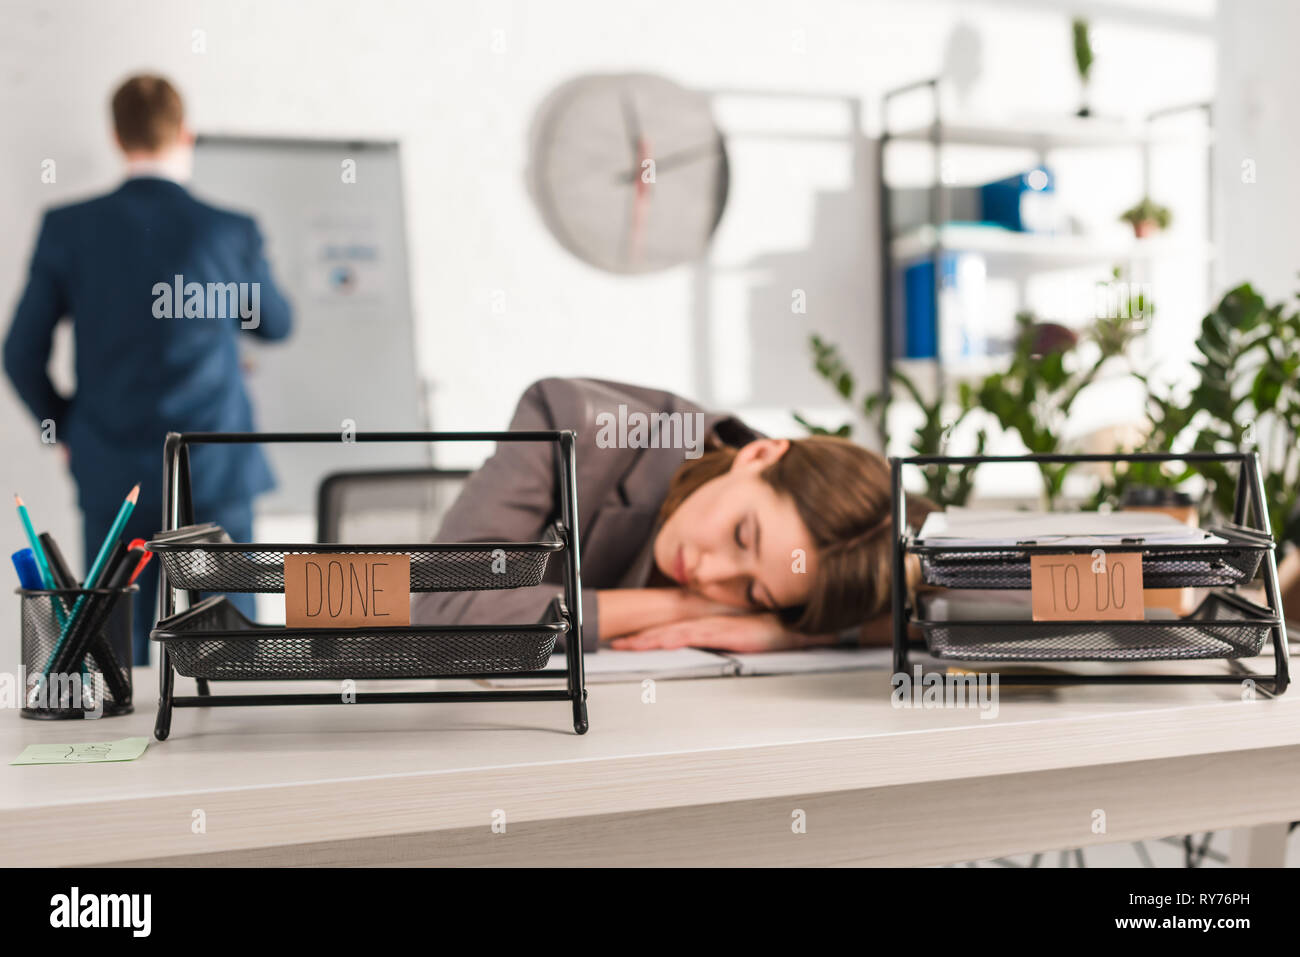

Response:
(1119, 196), (1172, 238)
(1072, 18), (1095, 117)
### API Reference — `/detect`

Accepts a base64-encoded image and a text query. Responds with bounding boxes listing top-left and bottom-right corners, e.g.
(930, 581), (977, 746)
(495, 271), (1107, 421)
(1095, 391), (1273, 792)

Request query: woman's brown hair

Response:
(658, 436), (934, 634)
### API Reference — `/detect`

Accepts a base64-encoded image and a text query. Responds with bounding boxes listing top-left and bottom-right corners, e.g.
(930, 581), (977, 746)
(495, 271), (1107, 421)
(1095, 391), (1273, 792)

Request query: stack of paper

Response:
(922, 590), (1034, 621)
(921, 589), (1178, 622)
(917, 507), (1222, 547)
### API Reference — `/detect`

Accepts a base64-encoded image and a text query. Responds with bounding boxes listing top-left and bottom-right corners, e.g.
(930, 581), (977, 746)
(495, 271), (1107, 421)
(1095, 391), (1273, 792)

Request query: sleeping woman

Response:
(412, 378), (930, 653)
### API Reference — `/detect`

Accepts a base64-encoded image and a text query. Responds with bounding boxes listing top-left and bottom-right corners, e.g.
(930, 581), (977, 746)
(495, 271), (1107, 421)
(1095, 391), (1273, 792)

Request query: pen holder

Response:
(18, 587), (136, 719)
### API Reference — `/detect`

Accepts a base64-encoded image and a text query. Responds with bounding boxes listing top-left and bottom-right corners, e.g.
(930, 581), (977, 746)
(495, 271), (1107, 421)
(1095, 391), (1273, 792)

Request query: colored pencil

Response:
(32, 483), (139, 703)
(41, 531), (132, 706)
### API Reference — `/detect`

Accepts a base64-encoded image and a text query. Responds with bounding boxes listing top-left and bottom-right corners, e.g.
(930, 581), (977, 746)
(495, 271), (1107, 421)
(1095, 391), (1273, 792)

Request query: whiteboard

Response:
(192, 135), (427, 516)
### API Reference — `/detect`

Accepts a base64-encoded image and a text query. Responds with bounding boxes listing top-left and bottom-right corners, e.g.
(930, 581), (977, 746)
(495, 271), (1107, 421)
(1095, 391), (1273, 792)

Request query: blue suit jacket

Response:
(4, 177), (292, 518)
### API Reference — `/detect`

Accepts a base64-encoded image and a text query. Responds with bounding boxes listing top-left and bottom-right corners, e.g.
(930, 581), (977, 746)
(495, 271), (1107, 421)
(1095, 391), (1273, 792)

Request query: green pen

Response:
(13, 494), (63, 624)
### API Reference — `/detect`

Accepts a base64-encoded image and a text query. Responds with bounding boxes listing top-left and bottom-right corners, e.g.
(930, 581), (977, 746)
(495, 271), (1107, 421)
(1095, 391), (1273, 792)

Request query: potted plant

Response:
(1120, 196), (1172, 238)
(794, 335), (987, 509)
(975, 308), (1140, 508)
(1181, 284), (1300, 547)
(1107, 282), (1300, 620)
(1072, 18), (1094, 117)
(799, 278), (1146, 510)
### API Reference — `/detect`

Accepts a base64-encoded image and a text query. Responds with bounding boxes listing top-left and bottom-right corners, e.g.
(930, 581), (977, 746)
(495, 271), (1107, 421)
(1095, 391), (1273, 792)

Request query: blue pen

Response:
(9, 548), (85, 699)
(11, 548), (43, 590)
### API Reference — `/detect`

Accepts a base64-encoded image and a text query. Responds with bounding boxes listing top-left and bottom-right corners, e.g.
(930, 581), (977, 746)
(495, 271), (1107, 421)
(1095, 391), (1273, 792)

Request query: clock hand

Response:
(625, 136), (653, 266)
(619, 90), (643, 158)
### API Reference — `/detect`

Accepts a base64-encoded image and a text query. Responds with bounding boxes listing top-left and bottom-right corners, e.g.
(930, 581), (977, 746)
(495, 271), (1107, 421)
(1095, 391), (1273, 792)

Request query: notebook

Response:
(478, 645), (910, 686)
(722, 646), (922, 675)
(479, 647), (737, 687)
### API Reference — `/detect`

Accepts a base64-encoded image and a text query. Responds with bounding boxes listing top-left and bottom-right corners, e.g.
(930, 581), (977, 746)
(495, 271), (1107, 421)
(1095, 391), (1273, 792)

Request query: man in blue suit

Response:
(4, 74), (292, 663)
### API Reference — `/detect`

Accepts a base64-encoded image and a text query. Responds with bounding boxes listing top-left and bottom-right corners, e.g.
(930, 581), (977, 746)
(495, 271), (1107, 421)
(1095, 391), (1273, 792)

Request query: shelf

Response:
(891, 224), (1215, 267)
(886, 117), (1212, 151)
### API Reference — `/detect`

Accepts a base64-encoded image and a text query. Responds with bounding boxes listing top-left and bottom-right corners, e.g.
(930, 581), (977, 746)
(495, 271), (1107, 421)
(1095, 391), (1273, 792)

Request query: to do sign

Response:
(1029, 552), (1145, 621)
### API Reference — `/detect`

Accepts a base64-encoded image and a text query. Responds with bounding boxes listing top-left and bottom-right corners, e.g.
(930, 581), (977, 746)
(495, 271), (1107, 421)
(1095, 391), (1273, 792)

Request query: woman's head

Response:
(653, 436), (931, 633)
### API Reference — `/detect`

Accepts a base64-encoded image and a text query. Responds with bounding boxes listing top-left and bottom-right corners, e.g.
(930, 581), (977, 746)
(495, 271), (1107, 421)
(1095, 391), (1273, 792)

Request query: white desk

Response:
(2, 665), (1297, 866)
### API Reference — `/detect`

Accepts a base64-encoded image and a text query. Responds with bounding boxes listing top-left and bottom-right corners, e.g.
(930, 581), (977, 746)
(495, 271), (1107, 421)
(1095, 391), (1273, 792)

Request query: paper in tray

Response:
(912, 525), (1267, 591)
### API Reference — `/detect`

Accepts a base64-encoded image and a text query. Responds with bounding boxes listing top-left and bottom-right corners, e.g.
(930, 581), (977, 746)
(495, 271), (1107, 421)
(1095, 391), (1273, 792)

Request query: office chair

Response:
(315, 467), (473, 544)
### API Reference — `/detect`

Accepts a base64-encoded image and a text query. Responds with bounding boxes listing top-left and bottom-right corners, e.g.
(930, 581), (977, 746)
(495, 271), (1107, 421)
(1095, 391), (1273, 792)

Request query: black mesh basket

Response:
(148, 522), (562, 594)
(152, 595), (563, 680)
(915, 526), (1267, 591)
(916, 592), (1275, 662)
(19, 587), (135, 719)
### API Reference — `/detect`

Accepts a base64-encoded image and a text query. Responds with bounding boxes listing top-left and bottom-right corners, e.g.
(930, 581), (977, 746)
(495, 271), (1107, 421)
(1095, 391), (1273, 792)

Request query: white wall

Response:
(1, 0), (1215, 578)
(1217, 0), (1300, 302)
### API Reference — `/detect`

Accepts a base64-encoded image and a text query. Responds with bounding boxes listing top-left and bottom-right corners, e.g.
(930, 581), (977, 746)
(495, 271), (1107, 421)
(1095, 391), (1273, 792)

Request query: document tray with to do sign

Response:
(889, 452), (1289, 693)
(148, 430), (589, 740)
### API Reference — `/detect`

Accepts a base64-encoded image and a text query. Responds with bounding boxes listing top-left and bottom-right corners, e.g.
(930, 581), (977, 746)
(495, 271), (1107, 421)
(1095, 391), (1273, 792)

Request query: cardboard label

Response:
(1030, 552), (1144, 621)
(285, 554), (410, 628)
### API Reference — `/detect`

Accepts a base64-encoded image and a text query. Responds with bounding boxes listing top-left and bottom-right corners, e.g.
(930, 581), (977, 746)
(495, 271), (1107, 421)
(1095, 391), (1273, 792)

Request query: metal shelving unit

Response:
(877, 77), (1215, 406)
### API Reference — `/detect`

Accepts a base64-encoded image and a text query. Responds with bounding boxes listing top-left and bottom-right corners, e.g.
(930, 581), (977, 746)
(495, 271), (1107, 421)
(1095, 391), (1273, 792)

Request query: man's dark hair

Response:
(111, 74), (184, 152)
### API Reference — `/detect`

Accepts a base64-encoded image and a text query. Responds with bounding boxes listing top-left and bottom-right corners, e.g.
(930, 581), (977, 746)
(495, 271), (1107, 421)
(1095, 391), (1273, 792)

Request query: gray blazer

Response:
(411, 377), (759, 650)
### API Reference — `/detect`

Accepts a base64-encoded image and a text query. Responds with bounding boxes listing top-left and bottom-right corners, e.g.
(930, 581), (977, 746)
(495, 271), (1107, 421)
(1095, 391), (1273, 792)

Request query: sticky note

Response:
(284, 553), (411, 628)
(1030, 551), (1144, 621)
(12, 736), (149, 766)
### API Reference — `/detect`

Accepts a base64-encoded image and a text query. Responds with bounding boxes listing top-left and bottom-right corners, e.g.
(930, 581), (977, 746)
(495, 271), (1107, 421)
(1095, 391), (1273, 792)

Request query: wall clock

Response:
(529, 73), (729, 274)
